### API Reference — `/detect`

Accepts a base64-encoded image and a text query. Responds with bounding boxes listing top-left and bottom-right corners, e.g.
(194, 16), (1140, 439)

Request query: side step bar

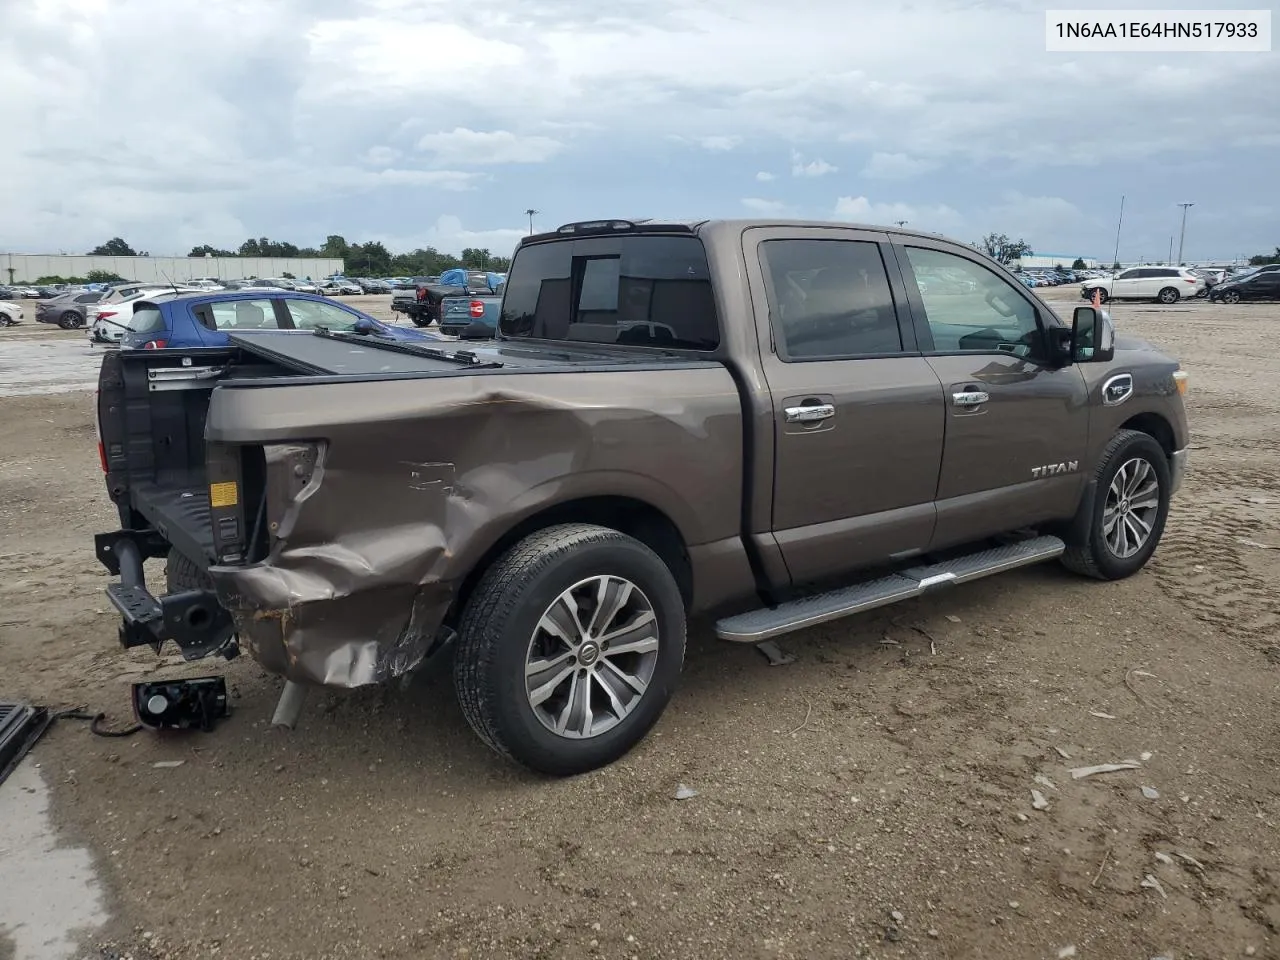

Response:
(715, 535), (1065, 643)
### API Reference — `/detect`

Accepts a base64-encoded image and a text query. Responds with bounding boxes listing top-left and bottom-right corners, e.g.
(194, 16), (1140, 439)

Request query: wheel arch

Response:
(1118, 411), (1175, 457)
(453, 495), (693, 619)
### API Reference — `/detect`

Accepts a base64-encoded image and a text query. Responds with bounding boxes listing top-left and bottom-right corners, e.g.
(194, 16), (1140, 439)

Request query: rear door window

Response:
(500, 235), (719, 349)
(199, 299), (283, 330)
(759, 238), (905, 359)
(281, 298), (361, 330)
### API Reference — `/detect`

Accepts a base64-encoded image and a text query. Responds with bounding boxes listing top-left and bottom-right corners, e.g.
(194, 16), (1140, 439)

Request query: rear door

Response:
(191, 298), (289, 344)
(1111, 268), (1143, 298)
(743, 227), (945, 585)
(894, 240), (1090, 549)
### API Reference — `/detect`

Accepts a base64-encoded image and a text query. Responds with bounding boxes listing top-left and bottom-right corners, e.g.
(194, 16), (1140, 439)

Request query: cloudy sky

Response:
(1, 0), (1276, 262)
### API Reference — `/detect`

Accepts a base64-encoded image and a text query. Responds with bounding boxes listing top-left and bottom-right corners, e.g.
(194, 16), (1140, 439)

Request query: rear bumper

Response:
(1170, 447), (1189, 496)
(94, 530), (237, 661)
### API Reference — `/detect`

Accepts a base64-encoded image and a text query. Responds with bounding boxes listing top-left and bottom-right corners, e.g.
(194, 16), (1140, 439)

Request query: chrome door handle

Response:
(784, 403), (836, 423)
(951, 390), (990, 407)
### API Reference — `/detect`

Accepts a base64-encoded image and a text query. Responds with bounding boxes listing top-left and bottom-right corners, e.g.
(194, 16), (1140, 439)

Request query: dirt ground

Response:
(1, 288), (1277, 960)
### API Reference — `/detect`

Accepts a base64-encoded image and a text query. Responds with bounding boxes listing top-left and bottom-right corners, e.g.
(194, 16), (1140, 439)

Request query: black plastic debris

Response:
(0, 701), (50, 787)
(132, 676), (229, 732)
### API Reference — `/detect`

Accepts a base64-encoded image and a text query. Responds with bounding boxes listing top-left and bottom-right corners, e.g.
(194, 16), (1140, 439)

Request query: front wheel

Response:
(1157, 287), (1180, 304)
(1088, 288), (1109, 303)
(453, 523), (686, 775)
(1062, 430), (1171, 581)
(1221, 290), (1241, 304)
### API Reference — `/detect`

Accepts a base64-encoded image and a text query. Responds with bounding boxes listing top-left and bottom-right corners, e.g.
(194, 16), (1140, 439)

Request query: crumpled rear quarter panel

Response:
(205, 367), (743, 687)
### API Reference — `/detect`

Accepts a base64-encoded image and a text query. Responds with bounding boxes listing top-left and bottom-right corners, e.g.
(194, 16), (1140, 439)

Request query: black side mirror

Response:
(1071, 306), (1116, 363)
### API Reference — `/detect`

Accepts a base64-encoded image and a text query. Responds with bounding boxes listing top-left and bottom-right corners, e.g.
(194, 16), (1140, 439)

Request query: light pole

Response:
(525, 208), (539, 235)
(1176, 202), (1194, 265)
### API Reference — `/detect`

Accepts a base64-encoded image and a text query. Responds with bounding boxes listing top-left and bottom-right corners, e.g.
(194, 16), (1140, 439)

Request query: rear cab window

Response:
(499, 234), (719, 350)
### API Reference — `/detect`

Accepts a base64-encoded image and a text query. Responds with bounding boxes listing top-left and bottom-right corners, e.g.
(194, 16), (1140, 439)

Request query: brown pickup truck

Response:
(94, 218), (1189, 774)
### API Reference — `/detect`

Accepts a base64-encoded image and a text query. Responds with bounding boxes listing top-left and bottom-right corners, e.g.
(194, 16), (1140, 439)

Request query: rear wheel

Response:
(1157, 287), (1180, 304)
(165, 550), (214, 593)
(1062, 430), (1171, 581)
(58, 310), (82, 329)
(453, 523), (686, 775)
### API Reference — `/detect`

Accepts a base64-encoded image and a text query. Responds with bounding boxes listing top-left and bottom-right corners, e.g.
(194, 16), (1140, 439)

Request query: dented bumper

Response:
(211, 567), (454, 687)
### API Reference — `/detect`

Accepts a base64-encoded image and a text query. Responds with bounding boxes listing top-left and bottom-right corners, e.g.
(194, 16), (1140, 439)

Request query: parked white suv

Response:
(1081, 267), (1204, 304)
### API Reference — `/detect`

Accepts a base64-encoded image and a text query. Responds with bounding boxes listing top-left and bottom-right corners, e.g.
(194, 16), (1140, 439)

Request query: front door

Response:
(894, 242), (1091, 550)
(744, 227), (946, 586)
(1110, 268), (1143, 299)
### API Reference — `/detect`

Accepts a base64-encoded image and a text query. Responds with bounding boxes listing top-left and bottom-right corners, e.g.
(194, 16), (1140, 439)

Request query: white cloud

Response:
(741, 198), (790, 214)
(860, 152), (937, 180)
(755, 171), (776, 181)
(833, 196), (963, 232)
(791, 150), (837, 178)
(0, 0), (1274, 257)
(361, 145), (402, 166)
(415, 128), (565, 165)
(374, 215), (528, 259)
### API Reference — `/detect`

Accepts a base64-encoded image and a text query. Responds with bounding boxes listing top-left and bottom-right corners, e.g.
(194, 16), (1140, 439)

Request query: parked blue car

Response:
(120, 290), (440, 350)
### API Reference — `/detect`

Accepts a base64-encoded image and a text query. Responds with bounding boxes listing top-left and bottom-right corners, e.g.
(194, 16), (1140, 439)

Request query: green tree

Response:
(346, 241), (392, 276)
(188, 244), (235, 257)
(461, 247), (492, 269)
(89, 237), (137, 256)
(86, 270), (126, 282)
(1072, 257), (1087, 270)
(239, 237), (299, 257)
(977, 233), (1033, 265)
(1247, 246), (1280, 266)
(320, 235), (350, 259)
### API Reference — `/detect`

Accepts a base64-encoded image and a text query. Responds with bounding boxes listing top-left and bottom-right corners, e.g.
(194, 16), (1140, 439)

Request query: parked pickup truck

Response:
(390, 269), (504, 327)
(438, 292), (502, 337)
(94, 218), (1189, 775)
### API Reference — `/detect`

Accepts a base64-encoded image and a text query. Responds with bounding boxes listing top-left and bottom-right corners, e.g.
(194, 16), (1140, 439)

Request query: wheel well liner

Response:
(1119, 412), (1174, 457)
(454, 496), (693, 616)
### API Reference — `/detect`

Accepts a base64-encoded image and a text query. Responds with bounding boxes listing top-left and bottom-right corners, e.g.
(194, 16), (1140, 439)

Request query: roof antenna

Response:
(159, 267), (178, 295)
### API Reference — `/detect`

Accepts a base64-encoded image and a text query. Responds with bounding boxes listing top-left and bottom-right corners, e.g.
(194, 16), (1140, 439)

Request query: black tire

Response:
(1061, 430), (1171, 581)
(453, 523), (686, 776)
(58, 310), (82, 329)
(1089, 288), (1109, 303)
(165, 550), (214, 593)
(1157, 287), (1180, 304)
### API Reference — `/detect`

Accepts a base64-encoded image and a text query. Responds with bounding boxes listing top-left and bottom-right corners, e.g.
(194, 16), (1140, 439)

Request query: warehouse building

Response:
(2, 253), (344, 285)
(1012, 253), (1099, 269)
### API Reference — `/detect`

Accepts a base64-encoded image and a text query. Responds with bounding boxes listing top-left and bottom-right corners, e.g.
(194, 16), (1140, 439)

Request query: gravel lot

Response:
(1, 288), (1277, 960)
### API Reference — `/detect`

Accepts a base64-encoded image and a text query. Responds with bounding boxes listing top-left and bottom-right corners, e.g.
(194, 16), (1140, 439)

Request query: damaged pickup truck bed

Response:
(95, 218), (1189, 775)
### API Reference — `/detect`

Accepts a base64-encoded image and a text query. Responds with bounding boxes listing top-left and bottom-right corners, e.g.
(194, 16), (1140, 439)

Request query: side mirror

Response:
(351, 318), (376, 335)
(1071, 306), (1115, 363)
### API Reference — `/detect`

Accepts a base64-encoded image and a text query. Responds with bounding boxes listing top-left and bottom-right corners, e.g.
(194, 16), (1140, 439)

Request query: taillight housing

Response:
(416, 287), (427, 301)
(142, 339), (167, 350)
(469, 299), (485, 318)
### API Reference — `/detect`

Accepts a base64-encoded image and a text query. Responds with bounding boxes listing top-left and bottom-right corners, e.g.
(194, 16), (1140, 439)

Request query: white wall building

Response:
(1013, 254), (1098, 269)
(2, 253), (344, 285)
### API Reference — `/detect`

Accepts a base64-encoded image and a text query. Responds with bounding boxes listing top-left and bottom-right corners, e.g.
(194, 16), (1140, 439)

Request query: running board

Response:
(715, 535), (1065, 643)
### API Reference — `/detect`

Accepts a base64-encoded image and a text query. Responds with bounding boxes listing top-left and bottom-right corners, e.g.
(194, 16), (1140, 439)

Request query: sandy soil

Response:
(1, 289), (1278, 960)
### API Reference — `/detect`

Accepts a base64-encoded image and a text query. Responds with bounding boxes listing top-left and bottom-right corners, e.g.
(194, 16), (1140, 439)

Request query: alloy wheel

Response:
(1103, 457), (1161, 559)
(524, 575), (660, 739)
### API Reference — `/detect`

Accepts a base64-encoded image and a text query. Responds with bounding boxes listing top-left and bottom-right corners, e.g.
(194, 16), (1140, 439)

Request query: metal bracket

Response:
(94, 529), (169, 576)
(755, 640), (796, 666)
